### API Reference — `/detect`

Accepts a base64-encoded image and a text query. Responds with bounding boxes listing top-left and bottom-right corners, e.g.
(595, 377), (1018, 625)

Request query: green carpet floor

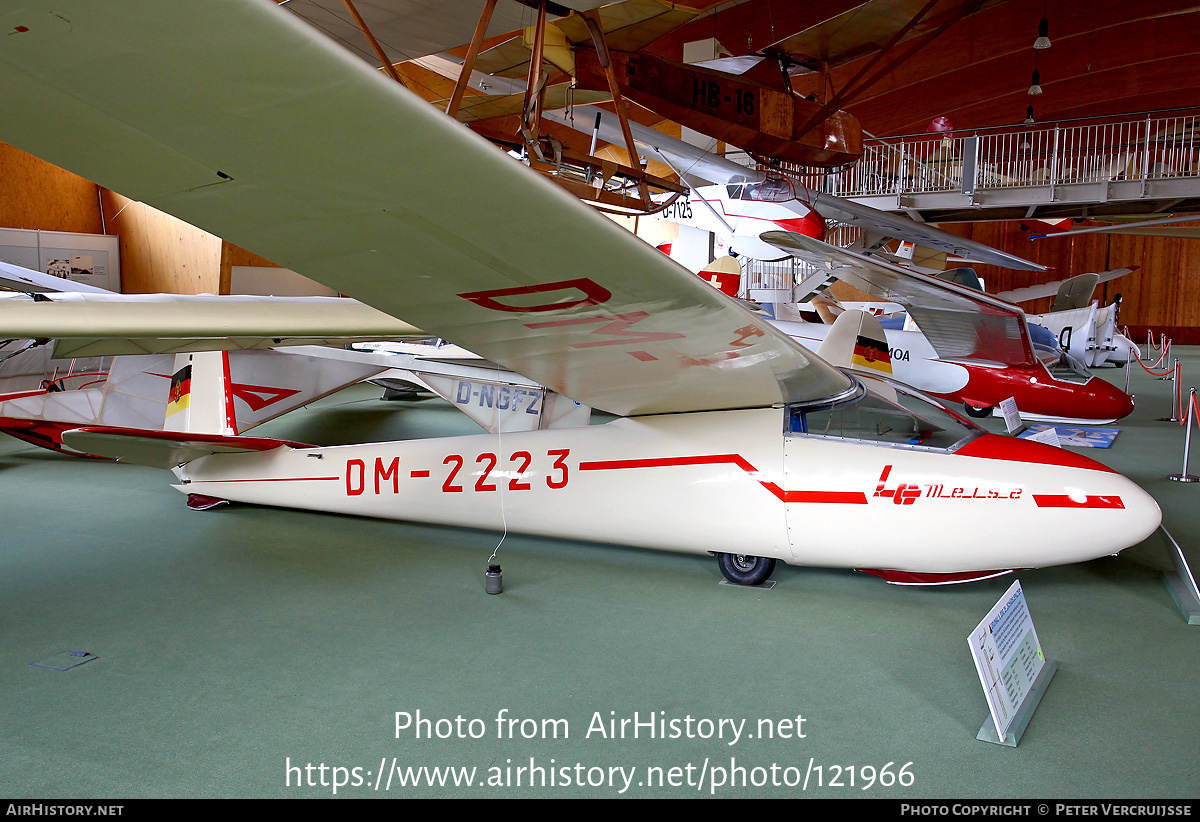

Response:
(1, 349), (1197, 798)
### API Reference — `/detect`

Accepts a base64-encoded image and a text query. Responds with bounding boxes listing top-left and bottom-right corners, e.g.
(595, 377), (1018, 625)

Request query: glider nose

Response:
(1091, 378), (1135, 421)
(957, 434), (1161, 563)
(1114, 477), (1163, 551)
(1027, 444), (1161, 560)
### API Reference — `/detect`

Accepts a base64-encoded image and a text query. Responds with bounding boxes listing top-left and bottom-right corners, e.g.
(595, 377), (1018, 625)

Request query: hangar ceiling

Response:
(279, 0), (1200, 140)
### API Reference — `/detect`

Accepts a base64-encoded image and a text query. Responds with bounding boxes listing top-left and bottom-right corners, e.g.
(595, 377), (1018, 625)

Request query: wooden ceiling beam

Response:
(790, 0), (1200, 133)
(643, 0), (870, 61)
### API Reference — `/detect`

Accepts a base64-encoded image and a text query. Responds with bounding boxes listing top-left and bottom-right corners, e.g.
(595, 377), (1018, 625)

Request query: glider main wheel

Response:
(963, 402), (993, 419)
(717, 553), (776, 586)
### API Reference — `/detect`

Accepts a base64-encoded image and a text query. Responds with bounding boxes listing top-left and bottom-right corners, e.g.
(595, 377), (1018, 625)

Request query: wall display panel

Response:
(0, 227), (119, 291)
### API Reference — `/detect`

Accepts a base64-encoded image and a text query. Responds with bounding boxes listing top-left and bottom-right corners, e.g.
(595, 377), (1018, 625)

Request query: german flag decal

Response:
(851, 335), (892, 374)
(166, 364), (192, 417)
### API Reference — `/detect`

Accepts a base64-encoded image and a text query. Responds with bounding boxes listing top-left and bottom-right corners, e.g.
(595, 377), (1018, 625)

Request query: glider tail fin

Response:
(163, 351), (237, 437)
(696, 256), (742, 298)
(817, 310), (898, 402)
(818, 309), (893, 375)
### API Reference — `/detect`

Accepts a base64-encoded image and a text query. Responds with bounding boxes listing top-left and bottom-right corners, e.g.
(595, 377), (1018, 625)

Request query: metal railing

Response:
(778, 110), (1200, 199)
(741, 225), (864, 294)
(729, 109), (1200, 298)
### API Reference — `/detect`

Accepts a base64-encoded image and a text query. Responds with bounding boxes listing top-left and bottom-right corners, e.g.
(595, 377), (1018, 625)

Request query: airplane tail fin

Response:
(163, 351), (237, 436)
(818, 309), (893, 375)
(1051, 273), (1100, 312)
(810, 292), (842, 324)
(817, 310), (898, 402)
(61, 348), (313, 469)
(935, 267), (984, 292)
(161, 348), (389, 436)
(696, 256), (742, 297)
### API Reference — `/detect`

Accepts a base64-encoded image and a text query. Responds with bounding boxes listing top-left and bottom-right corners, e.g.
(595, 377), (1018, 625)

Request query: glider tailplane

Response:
(59, 351), (311, 469)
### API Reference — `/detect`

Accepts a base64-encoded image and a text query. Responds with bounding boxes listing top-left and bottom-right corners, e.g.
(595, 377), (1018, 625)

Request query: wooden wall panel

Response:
(219, 242), (282, 295)
(0, 141), (104, 234)
(1179, 240), (1200, 328)
(99, 191), (222, 294)
(944, 220), (1200, 343)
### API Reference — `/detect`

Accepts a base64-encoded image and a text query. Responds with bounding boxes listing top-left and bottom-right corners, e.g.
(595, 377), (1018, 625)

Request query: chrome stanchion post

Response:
(1169, 388), (1199, 482)
(1160, 359), (1181, 421)
(1156, 344), (1173, 377)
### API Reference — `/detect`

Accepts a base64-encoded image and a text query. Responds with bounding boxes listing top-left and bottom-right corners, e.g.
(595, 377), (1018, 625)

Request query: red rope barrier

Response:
(1136, 356), (1177, 377)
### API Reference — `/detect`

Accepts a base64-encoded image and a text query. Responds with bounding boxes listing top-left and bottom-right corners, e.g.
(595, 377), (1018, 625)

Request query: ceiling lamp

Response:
(1025, 106), (1035, 124)
(1028, 69), (1043, 95)
(1034, 17), (1051, 49)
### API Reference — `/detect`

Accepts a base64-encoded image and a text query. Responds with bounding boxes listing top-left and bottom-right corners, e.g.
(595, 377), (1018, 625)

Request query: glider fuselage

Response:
(174, 402), (1159, 580)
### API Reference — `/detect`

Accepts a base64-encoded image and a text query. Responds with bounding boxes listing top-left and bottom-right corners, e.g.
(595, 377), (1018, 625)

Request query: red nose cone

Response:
(1092, 380), (1135, 421)
(772, 209), (827, 241)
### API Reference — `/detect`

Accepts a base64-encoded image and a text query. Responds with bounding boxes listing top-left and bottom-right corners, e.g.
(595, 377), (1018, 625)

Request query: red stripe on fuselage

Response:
(1033, 494), (1125, 509)
(578, 454), (867, 504)
(956, 433), (1118, 473)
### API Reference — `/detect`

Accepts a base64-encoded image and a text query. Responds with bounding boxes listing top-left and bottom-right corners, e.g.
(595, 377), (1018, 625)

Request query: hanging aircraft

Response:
(0, 0), (1162, 587)
(543, 104), (1136, 422)
(544, 105), (1048, 272)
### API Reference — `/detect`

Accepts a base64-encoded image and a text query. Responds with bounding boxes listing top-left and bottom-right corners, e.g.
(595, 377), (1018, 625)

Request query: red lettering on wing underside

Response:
(730, 324), (765, 347)
(525, 312), (686, 348)
(458, 278), (612, 313)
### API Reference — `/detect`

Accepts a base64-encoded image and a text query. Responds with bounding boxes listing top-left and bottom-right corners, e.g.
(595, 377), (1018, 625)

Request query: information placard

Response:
(998, 396), (1022, 434)
(968, 580), (1045, 739)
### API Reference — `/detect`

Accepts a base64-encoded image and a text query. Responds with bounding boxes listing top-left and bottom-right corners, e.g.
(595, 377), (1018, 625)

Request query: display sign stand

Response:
(968, 581), (1053, 748)
(1159, 527), (1200, 625)
(998, 397), (1025, 436)
(976, 659), (1057, 747)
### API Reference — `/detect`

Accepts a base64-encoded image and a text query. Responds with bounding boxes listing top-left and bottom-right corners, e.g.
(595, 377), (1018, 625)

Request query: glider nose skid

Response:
(953, 434), (1160, 565)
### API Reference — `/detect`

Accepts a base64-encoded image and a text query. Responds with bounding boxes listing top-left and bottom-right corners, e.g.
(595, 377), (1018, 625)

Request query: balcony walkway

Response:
(785, 110), (1200, 223)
